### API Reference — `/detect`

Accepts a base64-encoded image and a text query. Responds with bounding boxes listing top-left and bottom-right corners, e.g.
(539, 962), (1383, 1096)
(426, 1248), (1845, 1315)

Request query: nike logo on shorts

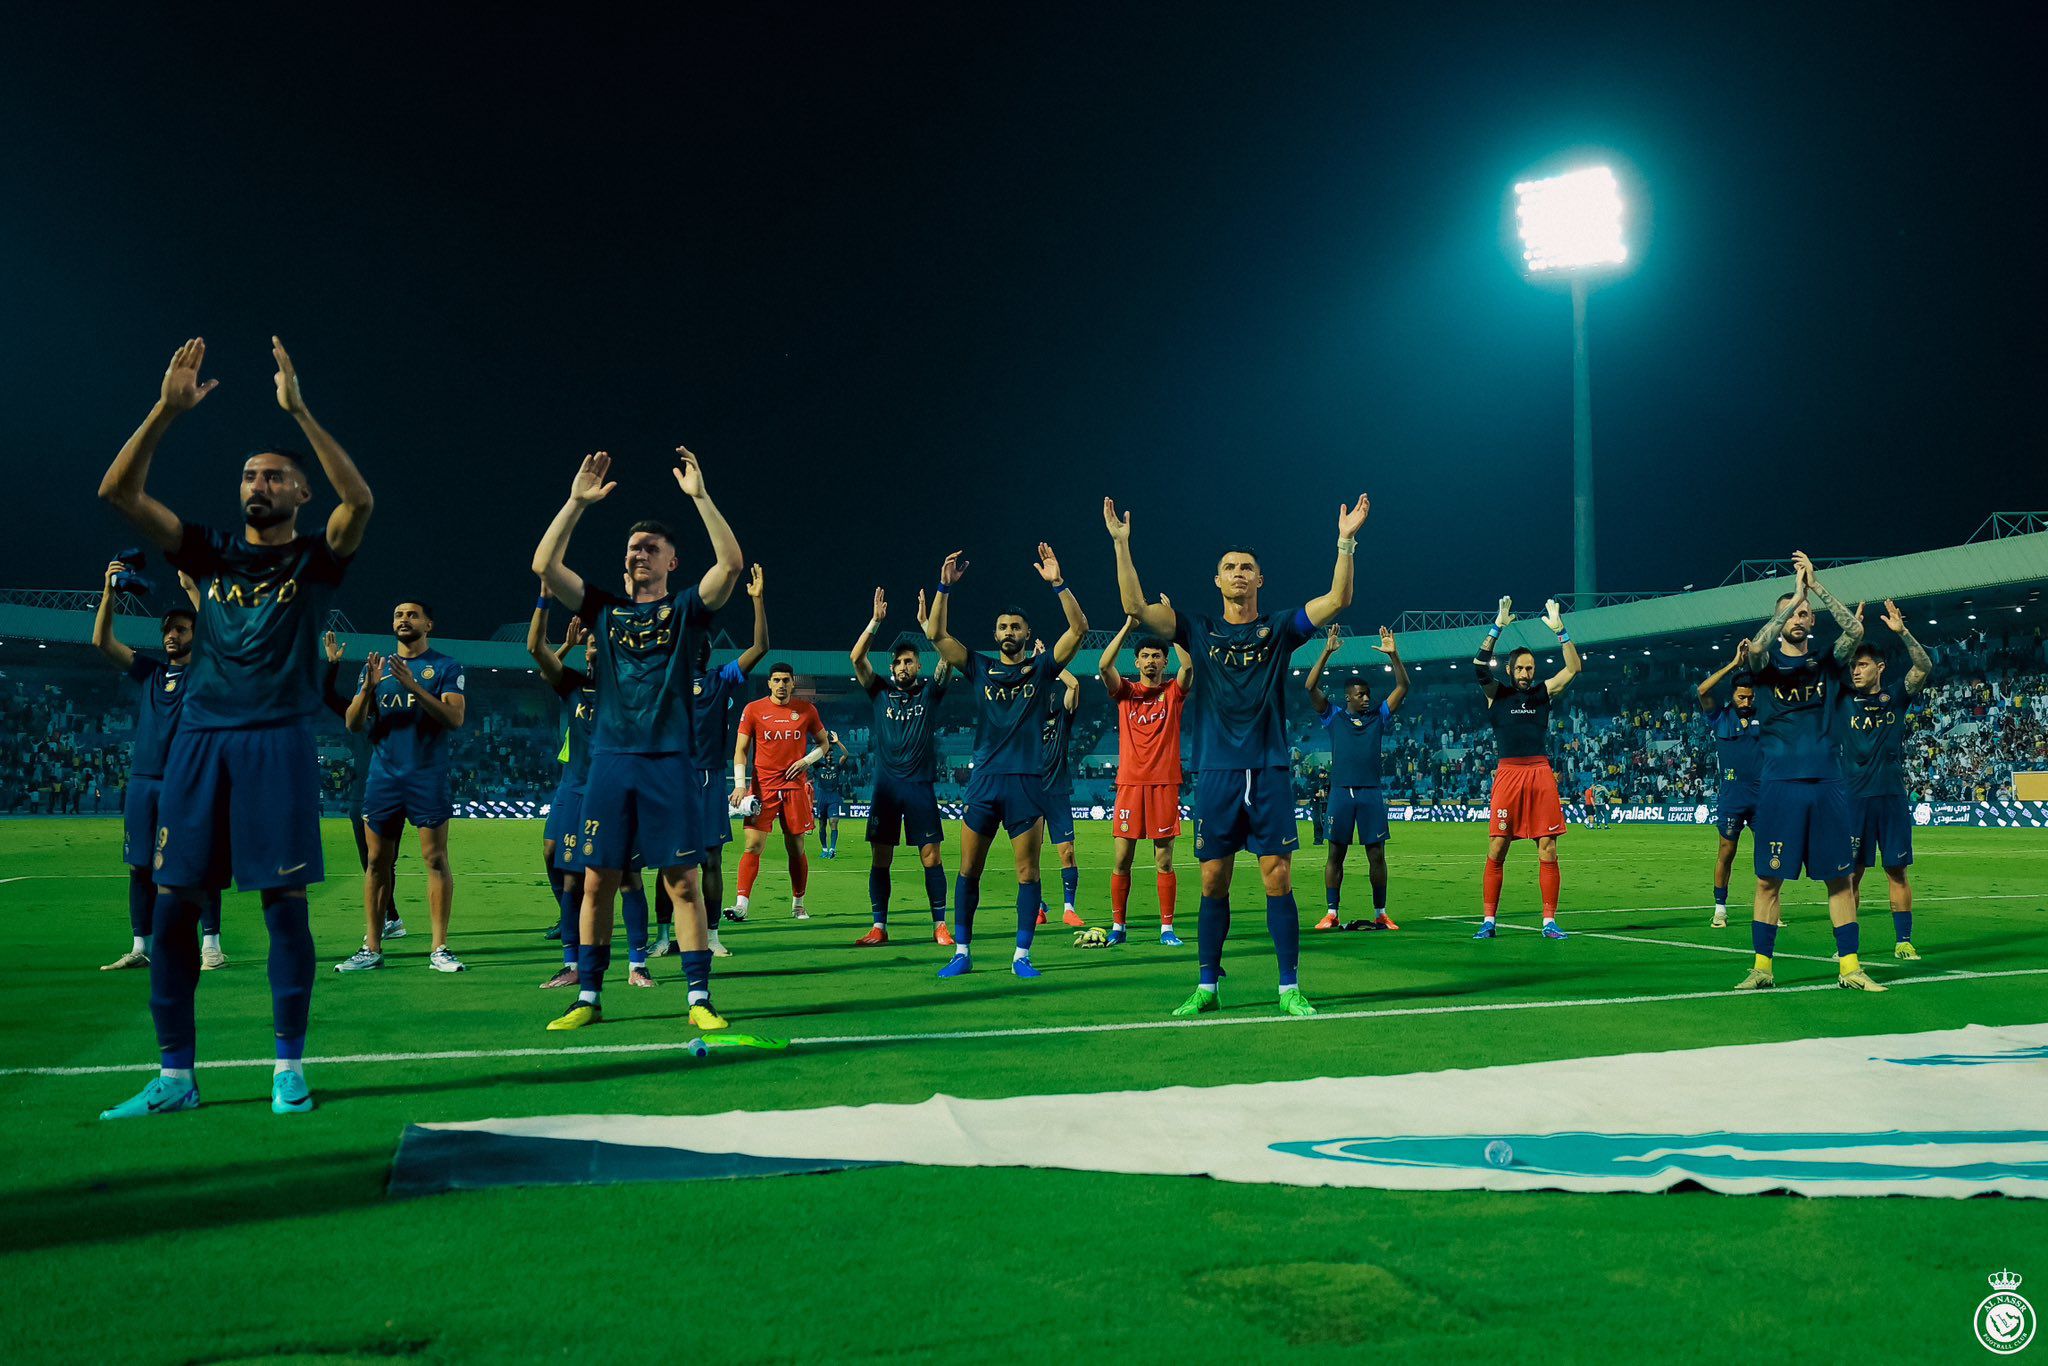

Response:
(277, 862), (308, 876)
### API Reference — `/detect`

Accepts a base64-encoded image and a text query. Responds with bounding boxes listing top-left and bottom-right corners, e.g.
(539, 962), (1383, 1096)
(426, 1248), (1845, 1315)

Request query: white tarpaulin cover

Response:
(410, 1022), (2048, 1197)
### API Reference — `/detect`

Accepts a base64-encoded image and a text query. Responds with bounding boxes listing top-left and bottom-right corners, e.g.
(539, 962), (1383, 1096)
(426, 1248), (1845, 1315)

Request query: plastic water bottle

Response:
(1483, 1139), (1515, 1168)
(687, 1038), (709, 1059)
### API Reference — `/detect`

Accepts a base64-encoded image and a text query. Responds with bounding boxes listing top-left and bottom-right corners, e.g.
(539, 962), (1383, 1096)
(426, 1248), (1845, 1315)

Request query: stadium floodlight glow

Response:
(1515, 167), (1627, 274)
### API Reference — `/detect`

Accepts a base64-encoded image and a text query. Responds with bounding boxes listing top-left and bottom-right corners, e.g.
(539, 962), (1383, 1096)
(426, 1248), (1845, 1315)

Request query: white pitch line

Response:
(1426, 915), (1838, 963)
(1556, 892), (2045, 917)
(5, 966), (2046, 1079)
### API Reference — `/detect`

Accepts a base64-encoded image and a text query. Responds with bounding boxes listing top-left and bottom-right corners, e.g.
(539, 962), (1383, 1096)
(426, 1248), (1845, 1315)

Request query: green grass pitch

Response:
(3, 817), (2044, 1363)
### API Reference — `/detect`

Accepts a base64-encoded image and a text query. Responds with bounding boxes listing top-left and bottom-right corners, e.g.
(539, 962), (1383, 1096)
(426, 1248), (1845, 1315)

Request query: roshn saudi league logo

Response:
(1975, 1270), (2035, 1355)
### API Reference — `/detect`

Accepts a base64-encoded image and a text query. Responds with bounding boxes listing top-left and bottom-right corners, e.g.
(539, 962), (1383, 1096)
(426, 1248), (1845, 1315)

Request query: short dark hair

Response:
(996, 606), (1031, 629)
(1134, 636), (1169, 657)
(246, 447), (310, 473)
(1853, 643), (1884, 665)
(1507, 647), (1537, 668)
(767, 661), (795, 678)
(396, 599), (434, 620)
(1216, 544), (1260, 567)
(161, 608), (195, 631)
(891, 640), (920, 661)
(1344, 674), (1372, 693)
(626, 519), (677, 548)
(1730, 671), (1756, 690)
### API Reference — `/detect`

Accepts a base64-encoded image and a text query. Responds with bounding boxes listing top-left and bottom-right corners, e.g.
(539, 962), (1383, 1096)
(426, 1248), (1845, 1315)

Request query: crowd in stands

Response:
(5, 625), (2045, 818)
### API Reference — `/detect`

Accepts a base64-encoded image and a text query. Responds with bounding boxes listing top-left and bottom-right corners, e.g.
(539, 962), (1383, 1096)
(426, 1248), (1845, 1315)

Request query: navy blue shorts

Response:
(816, 787), (844, 819)
(363, 766), (453, 837)
(1852, 793), (1914, 870)
(1042, 788), (1076, 846)
(1192, 766), (1300, 862)
(695, 768), (734, 852)
(123, 775), (162, 869)
(155, 724), (324, 893)
(1327, 785), (1389, 846)
(544, 781), (585, 870)
(1718, 783), (1760, 841)
(962, 771), (1051, 839)
(1754, 778), (1854, 882)
(580, 753), (702, 871)
(868, 774), (945, 848)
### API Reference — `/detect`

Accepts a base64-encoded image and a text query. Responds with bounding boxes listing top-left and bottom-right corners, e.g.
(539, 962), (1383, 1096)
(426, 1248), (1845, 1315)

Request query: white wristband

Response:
(733, 763), (748, 792)
(1336, 535), (1358, 556)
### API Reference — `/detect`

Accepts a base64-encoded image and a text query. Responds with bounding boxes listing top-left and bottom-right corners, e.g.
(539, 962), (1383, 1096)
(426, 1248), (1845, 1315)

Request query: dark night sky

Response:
(4, 5), (2041, 643)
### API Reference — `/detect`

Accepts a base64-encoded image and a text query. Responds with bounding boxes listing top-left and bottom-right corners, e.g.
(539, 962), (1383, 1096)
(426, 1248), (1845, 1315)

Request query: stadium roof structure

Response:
(5, 520), (2044, 680)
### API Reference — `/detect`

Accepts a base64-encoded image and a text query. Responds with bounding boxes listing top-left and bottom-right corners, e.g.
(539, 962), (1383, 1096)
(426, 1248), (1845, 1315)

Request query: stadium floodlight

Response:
(1513, 163), (1631, 610)
(1514, 167), (1627, 274)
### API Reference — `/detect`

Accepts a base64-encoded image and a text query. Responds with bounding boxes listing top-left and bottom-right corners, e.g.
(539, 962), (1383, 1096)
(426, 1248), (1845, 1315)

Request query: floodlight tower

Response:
(1514, 165), (1627, 608)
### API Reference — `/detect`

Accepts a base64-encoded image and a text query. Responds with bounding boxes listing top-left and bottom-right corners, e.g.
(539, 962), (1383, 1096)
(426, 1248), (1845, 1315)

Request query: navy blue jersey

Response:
(1321, 700), (1390, 788)
(363, 647), (465, 778)
(691, 660), (748, 771)
(1488, 684), (1552, 760)
(553, 665), (597, 786)
(1709, 706), (1763, 786)
(124, 653), (188, 780)
(1837, 687), (1910, 798)
(1041, 690), (1077, 792)
(962, 652), (1061, 777)
(866, 671), (950, 782)
(574, 585), (714, 756)
(1173, 607), (1315, 770)
(163, 523), (351, 729)
(1752, 647), (1846, 782)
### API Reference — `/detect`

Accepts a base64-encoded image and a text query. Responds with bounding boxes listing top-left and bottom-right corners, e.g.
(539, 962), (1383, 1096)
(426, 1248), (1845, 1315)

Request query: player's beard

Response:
(244, 498), (290, 530)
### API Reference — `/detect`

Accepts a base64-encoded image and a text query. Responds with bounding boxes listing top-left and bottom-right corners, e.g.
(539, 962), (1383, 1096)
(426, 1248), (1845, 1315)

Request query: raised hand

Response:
(363, 652), (386, 689)
(1543, 599), (1565, 633)
(1102, 498), (1131, 544)
(564, 617), (589, 649)
(915, 588), (928, 623)
(1495, 596), (1515, 630)
(271, 336), (306, 416)
(1033, 542), (1063, 584)
(1732, 642), (1749, 669)
(571, 452), (616, 506)
(1853, 601), (1866, 627)
(745, 564), (765, 599)
(1881, 599), (1907, 633)
(104, 559), (126, 588)
(1033, 637), (1046, 656)
(1374, 626), (1399, 657)
(939, 550), (968, 587)
(672, 445), (706, 499)
(1321, 625), (1342, 655)
(1157, 594), (1172, 612)
(1791, 550), (1815, 587)
(388, 655), (417, 692)
(1337, 493), (1370, 538)
(160, 338), (219, 413)
(322, 630), (342, 664)
(872, 587), (887, 622)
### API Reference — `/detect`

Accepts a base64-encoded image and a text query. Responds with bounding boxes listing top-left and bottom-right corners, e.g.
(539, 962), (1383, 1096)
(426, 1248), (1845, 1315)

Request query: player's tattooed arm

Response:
(1098, 613), (1135, 693)
(1304, 625), (1340, 715)
(927, 552), (971, 669)
(851, 586), (885, 690)
(1377, 626), (1411, 714)
(1884, 599), (1934, 693)
(1037, 543), (1090, 667)
(675, 446), (743, 610)
(99, 339), (211, 551)
(346, 653), (382, 733)
(737, 564), (770, 674)
(533, 453), (613, 611)
(1102, 499), (1176, 637)
(272, 338), (374, 557)
(1744, 579), (1803, 671)
(91, 561), (137, 671)
(1304, 494), (1370, 626)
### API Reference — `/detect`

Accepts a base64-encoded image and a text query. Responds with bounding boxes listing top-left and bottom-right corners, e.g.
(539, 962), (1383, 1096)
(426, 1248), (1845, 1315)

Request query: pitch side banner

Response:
(400, 1023), (2048, 1198)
